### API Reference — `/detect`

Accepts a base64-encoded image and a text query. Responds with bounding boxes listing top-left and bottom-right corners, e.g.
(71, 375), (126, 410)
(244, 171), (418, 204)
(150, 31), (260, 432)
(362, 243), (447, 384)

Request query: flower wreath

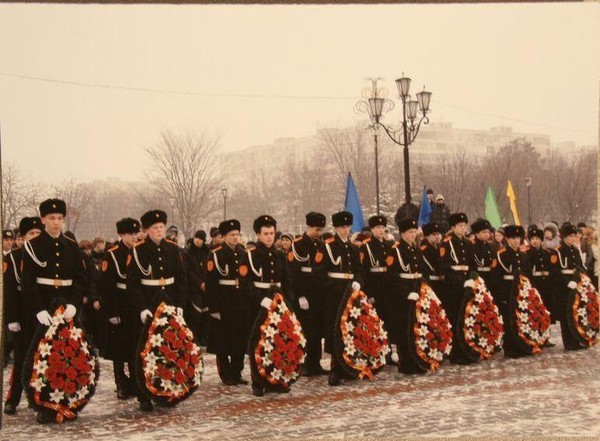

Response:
(25, 305), (99, 423)
(334, 287), (390, 380)
(510, 275), (551, 354)
(568, 272), (600, 347)
(136, 302), (203, 406)
(459, 277), (504, 361)
(412, 282), (453, 372)
(252, 292), (306, 388)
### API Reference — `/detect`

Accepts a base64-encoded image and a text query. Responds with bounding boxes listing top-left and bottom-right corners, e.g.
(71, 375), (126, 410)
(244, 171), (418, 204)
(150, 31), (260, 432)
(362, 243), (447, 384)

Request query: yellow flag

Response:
(506, 180), (521, 225)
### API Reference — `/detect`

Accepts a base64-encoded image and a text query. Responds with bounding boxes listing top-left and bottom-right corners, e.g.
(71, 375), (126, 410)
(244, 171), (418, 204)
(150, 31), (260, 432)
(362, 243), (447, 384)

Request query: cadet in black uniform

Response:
(127, 209), (187, 411)
(205, 219), (249, 386)
(239, 215), (294, 396)
(185, 229), (211, 346)
(438, 212), (477, 364)
(323, 211), (365, 386)
(3, 217), (42, 415)
(526, 225), (556, 325)
(99, 217), (140, 400)
(20, 199), (87, 424)
(471, 219), (496, 287)
(491, 225), (531, 357)
(419, 222), (444, 295)
(288, 212), (328, 376)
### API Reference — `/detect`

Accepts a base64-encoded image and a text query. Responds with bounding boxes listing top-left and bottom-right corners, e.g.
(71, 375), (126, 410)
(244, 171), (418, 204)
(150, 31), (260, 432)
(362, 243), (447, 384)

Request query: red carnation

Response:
(174, 371), (186, 384)
(64, 380), (77, 395)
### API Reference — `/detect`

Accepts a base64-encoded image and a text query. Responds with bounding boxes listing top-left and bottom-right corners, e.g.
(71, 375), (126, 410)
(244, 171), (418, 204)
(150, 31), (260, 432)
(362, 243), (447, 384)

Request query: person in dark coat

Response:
(419, 222), (444, 295)
(99, 218), (141, 399)
(526, 225), (556, 326)
(471, 219), (496, 288)
(20, 199), (88, 424)
(288, 212), (328, 376)
(322, 211), (365, 386)
(184, 229), (211, 346)
(126, 209), (187, 412)
(430, 194), (451, 234)
(2, 217), (42, 415)
(205, 219), (248, 386)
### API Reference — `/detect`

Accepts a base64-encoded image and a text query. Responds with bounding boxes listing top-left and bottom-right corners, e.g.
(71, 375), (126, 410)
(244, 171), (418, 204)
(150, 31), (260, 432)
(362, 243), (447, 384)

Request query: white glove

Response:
(8, 322), (21, 332)
(351, 281), (361, 292)
(260, 297), (273, 310)
(177, 307), (184, 316)
(299, 297), (309, 310)
(64, 304), (77, 319)
(408, 292), (419, 301)
(36, 310), (52, 326)
(140, 309), (153, 324)
(463, 279), (475, 289)
(210, 312), (221, 320)
(367, 297), (375, 305)
(567, 281), (578, 290)
(109, 317), (121, 325)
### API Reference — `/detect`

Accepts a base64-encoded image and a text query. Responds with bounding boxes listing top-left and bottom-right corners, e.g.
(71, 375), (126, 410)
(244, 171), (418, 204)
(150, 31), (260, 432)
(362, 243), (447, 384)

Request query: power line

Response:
(0, 70), (596, 136)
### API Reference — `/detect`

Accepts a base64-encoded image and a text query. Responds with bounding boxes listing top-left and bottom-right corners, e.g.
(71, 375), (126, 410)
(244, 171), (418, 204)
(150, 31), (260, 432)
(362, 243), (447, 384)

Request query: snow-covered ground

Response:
(2, 324), (599, 440)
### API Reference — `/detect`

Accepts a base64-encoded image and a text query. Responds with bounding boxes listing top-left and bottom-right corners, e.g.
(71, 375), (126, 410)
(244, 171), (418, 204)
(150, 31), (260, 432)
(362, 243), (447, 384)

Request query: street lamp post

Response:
(356, 75), (432, 220)
(221, 187), (228, 221)
(525, 177), (532, 225)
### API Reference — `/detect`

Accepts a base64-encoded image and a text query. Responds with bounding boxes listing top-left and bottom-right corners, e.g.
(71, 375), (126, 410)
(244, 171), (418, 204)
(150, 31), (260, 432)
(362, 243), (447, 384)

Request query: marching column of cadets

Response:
(2, 197), (598, 421)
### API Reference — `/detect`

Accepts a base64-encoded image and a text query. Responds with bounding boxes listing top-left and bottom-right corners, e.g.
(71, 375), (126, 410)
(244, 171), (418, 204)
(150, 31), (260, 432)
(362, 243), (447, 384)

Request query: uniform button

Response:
(55, 243), (59, 247)
(56, 263), (60, 267)
(157, 248), (161, 252)
(161, 287), (165, 290)
(271, 270), (275, 274)
(56, 252), (60, 256)
(159, 257), (162, 261)
(160, 267), (163, 270)
(235, 260), (238, 264)
(268, 252), (272, 256)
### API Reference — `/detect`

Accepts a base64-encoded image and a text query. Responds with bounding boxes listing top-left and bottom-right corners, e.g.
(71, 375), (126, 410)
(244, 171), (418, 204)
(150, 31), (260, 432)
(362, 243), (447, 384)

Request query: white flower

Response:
(156, 317), (168, 327)
(262, 356), (272, 367)
(270, 313), (282, 326)
(581, 317), (588, 327)
(421, 298), (431, 309)
(271, 369), (282, 380)
(44, 328), (56, 340)
(33, 359), (48, 375)
(418, 313), (430, 324)
(194, 372), (203, 385)
(51, 314), (63, 327)
(418, 326), (429, 337)
(474, 293), (484, 303)
(160, 379), (173, 391)
(31, 376), (45, 392)
(478, 337), (489, 349)
(149, 333), (164, 348)
(430, 349), (443, 361)
(163, 305), (176, 315)
(70, 327), (83, 340)
(381, 329), (388, 341)
(39, 342), (52, 358)
(144, 360), (157, 376)
(77, 386), (89, 400)
(443, 344), (453, 355)
(465, 330), (475, 340)
(191, 344), (200, 355)
(349, 307), (361, 319)
(299, 334), (306, 347)
(145, 352), (158, 364)
(498, 315), (504, 325)
(174, 314), (186, 326)
(369, 308), (378, 318)
(520, 312), (529, 322)
(518, 299), (529, 310)
(354, 359), (367, 369)
(343, 334), (354, 346)
(465, 316), (475, 327)
(50, 389), (64, 404)
(417, 339), (428, 350)
(471, 305), (480, 316)
(577, 308), (587, 318)
(263, 340), (273, 353)
(344, 321), (355, 333)
(68, 396), (79, 407)
(89, 371), (96, 384)
(345, 342), (356, 356)
(264, 325), (277, 339)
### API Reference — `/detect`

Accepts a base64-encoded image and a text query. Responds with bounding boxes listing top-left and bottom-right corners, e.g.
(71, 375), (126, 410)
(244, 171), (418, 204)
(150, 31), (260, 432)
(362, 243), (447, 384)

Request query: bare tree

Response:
(1, 162), (40, 228)
(53, 178), (94, 235)
(145, 129), (221, 238)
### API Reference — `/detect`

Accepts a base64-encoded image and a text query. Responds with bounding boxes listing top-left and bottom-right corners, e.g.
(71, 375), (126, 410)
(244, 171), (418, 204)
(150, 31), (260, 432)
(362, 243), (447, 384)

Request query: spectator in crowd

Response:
(576, 224), (594, 270)
(543, 222), (560, 249)
(590, 230), (599, 289)
(430, 194), (451, 233)
(91, 236), (106, 268)
(280, 233), (293, 253)
(491, 227), (506, 252)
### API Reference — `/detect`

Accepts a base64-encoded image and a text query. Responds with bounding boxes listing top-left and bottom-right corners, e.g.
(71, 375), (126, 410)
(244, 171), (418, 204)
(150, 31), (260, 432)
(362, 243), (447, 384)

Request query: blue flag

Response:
(344, 172), (365, 232)
(417, 186), (432, 227)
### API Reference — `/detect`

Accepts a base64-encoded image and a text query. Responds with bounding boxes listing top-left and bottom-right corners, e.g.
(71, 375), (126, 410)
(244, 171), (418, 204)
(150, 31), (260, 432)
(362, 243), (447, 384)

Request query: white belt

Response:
(429, 275), (442, 281)
(451, 265), (469, 271)
(503, 275), (515, 280)
(532, 271), (549, 277)
(219, 279), (239, 286)
(36, 277), (73, 287)
(400, 273), (422, 279)
(477, 267), (491, 272)
(253, 281), (281, 289)
(561, 269), (575, 275)
(300, 267), (313, 273)
(116, 282), (127, 290)
(141, 277), (174, 286)
(369, 267), (387, 273)
(328, 272), (354, 280)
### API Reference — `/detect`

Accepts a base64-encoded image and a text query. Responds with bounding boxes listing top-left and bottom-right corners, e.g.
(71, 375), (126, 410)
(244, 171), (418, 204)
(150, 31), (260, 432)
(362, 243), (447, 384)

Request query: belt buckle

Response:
(53, 279), (61, 288)
(159, 277), (166, 287)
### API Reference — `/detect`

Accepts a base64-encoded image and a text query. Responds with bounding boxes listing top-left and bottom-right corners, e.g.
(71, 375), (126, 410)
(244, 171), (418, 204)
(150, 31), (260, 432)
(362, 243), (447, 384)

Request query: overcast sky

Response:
(0, 3), (598, 183)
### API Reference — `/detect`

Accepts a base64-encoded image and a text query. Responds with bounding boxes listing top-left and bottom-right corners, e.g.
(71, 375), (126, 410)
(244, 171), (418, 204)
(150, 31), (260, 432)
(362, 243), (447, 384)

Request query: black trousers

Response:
(4, 329), (28, 406)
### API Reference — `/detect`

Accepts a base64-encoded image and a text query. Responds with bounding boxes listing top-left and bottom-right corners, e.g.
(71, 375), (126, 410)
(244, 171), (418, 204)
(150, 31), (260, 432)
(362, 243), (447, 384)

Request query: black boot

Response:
(328, 372), (341, 386)
(3, 403), (16, 415)
(139, 400), (154, 412)
(252, 382), (265, 397)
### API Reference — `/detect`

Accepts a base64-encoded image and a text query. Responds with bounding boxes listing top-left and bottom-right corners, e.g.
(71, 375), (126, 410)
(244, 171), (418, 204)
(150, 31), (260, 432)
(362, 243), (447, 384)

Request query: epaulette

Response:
(293, 237), (302, 243)
(165, 239), (178, 246)
(325, 238), (335, 244)
(210, 246), (222, 253)
(498, 247), (507, 255)
(393, 241), (400, 247)
(443, 237), (451, 243)
(64, 234), (77, 244)
(108, 245), (119, 253)
(246, 246), (256, 252)
(134, 239), (146, 247)
(420, 245), (427, 251)
(363, 237), (371, 243)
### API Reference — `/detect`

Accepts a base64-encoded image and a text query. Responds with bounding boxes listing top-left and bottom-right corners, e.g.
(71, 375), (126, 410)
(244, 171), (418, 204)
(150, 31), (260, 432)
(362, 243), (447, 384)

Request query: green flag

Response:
(485, 186), (502, 228)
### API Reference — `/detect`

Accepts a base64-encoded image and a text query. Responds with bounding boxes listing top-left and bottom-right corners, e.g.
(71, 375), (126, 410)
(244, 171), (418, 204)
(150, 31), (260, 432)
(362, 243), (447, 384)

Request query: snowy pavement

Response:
(2, 324), (599, 440)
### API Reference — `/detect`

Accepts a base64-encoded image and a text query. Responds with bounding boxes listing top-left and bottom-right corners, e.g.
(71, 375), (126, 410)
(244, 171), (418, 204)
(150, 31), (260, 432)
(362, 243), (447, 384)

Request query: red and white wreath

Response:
(254, 293), (306, 387)
(515, 275), (551, 352)
(340, 290), (390, 380)
(140, 303), (203, 404)
(29, 306), (98, 423)
(414, 282), (453, 370)
(463, 278), (504, 359)
(572, 273), (600, 346)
